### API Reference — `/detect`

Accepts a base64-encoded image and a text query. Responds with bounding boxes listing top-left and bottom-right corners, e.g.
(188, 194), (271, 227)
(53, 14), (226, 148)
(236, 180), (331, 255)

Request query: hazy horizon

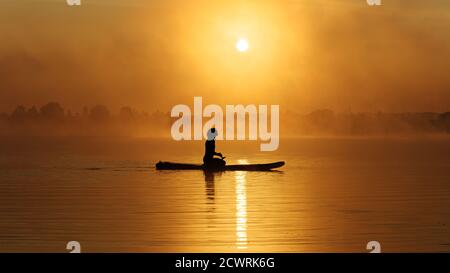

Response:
(2, 100), (450, 116)
(1, 101), (449, 139)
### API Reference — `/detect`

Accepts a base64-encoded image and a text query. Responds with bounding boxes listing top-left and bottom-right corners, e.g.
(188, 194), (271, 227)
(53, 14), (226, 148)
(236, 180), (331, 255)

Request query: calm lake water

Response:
(0, 136), (449, 252)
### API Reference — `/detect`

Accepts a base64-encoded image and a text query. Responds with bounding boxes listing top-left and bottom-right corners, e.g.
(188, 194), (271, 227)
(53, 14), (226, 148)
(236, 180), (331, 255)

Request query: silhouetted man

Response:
(203, 128), (226, 168)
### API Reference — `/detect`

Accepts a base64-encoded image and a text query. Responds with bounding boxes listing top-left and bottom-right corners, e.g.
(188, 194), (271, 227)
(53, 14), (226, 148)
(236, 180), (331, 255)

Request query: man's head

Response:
(207, 128), (217, 141)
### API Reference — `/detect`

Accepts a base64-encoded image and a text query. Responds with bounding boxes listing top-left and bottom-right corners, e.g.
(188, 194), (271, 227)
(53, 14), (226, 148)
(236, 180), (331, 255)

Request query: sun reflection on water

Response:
(235, 169), (248, 250)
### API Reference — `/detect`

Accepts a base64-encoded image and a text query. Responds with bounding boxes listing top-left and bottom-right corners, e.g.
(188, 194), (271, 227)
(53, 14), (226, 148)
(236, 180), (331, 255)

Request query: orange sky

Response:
(0, 0), (449, 113)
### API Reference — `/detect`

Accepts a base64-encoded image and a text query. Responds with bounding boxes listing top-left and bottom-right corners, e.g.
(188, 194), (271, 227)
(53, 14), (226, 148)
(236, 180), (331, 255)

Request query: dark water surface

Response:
(0, 137), (449, 252)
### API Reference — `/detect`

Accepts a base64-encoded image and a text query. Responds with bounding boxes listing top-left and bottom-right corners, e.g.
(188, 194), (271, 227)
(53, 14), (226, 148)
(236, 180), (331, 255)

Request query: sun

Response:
(236, 38), (249, 52)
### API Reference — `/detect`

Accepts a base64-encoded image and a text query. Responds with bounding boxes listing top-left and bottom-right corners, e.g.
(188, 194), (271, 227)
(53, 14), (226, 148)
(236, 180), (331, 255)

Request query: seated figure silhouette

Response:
(203, 128), (226, 168)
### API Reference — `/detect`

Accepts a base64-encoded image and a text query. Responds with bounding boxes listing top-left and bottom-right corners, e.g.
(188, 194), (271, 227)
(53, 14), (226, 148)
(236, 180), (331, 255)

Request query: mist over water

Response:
(0, 136), (449, 252)
(1, 102), (450, 139)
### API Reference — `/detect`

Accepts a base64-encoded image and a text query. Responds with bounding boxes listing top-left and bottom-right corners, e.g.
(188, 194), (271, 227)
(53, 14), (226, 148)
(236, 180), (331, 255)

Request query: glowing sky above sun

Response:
(0, 0), (450, 113)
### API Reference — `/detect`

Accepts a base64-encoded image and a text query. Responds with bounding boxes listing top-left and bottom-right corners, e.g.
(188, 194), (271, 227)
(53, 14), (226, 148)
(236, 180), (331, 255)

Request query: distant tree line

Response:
(0, 102), (172, 137)
(0, 102), (449, 137)
(282, 109), (450, 136)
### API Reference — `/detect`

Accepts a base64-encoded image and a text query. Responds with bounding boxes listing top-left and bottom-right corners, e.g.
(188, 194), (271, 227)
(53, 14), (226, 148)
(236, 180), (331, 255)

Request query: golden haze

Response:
(0, 0), (449, 113)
